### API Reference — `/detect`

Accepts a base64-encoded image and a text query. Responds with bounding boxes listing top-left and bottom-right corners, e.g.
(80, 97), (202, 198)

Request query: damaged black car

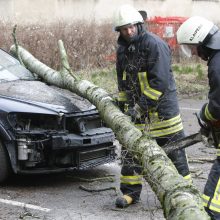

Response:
(0, 49), (116, 182)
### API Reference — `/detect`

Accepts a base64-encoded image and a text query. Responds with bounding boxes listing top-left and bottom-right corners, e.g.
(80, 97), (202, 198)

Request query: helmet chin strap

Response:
(137, 23), (144, 34)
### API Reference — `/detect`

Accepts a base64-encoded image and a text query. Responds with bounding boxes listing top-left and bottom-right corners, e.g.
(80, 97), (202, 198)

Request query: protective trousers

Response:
(120, 130), (190, 202)
(202, 154), (220, 220)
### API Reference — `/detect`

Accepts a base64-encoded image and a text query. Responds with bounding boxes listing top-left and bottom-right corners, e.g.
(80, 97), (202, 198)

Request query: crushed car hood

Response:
(0, 80), (96, 113)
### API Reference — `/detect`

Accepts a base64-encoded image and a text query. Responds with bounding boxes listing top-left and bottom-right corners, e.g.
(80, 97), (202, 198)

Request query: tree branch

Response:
(9, 42), (210, 220)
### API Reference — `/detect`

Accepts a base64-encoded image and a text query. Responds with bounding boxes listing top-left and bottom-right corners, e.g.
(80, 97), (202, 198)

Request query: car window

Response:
(0, 49), (35, 82)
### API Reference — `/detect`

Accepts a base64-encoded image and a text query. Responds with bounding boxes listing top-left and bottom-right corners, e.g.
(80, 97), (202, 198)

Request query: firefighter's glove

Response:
(199, 123), (211, 138)
(199, 103), (208, 122)
(126, 104), (144, 122)
(197, 106), (211, 138)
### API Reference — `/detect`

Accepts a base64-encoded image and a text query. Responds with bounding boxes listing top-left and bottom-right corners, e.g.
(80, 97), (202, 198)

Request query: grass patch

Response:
(77, 67), (118, 97)
(77, 63), (209, 100)
(172, 63), (205, 79)
(172, 62), (208, 99)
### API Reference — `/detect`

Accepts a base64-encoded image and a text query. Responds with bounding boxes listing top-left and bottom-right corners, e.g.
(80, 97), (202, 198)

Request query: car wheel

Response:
(0, 141), (11, 183)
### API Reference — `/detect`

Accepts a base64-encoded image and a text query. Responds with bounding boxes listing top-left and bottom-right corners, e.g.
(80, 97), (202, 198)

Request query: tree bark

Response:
(10, 43), (210, 220)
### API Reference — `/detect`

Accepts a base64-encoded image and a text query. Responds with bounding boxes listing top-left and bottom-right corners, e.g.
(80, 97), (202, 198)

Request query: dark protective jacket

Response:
(202, 50), (220, 122)
(116, 26), (183, 137)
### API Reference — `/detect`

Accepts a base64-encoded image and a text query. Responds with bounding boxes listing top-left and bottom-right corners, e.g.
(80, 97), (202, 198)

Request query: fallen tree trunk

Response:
(10, 43), (210, 220)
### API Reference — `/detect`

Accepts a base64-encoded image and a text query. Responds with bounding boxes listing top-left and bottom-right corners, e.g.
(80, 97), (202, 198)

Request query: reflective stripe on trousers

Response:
(203, 182), (220, 213)
(203, 157), (220, 214)
(136, 114), (184, 137)
(120, 175), (143, 185)
(205, 104), (217, 121)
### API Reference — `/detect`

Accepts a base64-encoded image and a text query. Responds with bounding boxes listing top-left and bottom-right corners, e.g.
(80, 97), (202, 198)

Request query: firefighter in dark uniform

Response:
(113, 4), (191, 208)
(177, 16), (220, 220)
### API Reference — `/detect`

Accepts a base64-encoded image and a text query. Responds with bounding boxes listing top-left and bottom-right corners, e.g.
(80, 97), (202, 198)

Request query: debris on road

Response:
(19, 207), (40, 219)
(67, 175), (115, 183)
(79, 185), (117, 193)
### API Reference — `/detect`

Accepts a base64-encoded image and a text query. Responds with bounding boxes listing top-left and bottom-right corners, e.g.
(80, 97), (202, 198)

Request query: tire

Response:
(0, 141), (11, 183)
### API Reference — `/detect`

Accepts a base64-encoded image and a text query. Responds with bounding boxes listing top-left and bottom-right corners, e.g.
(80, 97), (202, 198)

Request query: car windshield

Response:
(0, 49), (35, 82)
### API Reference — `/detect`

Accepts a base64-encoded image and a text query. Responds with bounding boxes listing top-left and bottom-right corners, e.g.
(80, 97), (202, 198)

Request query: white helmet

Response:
(177, 16), (220, 49)
(113, 4), (144, 31)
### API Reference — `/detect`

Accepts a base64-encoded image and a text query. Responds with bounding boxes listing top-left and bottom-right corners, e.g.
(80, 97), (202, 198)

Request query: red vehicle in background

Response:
(147, 16), (188, 55)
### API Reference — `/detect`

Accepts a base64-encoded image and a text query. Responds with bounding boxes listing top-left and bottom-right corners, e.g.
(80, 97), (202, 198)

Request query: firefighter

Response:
(113, 4), (191, 208)
(177, 16), (220, 220)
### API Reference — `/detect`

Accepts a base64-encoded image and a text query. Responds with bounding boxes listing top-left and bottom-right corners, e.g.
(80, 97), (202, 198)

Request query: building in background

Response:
(0, 0), (219, 24)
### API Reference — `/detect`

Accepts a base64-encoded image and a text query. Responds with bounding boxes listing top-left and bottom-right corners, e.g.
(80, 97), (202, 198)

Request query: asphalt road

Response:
(0, 99), (215, 220)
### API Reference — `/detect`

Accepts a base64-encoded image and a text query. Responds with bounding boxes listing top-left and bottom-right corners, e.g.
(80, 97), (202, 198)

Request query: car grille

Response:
(77, 146), (115, 169)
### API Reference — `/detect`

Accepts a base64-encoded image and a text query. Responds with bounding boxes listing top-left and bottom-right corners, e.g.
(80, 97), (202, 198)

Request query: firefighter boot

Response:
(115, 195), (133, 208)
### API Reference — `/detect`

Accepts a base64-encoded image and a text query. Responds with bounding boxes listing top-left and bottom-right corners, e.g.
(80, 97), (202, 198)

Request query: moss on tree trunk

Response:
(10, 43), (210, 220)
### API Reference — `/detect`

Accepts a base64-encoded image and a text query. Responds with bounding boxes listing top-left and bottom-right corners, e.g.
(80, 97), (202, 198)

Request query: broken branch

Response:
(79, 185), (117, 192)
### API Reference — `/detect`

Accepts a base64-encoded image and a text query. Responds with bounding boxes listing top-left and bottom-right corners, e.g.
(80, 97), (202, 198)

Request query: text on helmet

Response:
(190, 24), (202, 41)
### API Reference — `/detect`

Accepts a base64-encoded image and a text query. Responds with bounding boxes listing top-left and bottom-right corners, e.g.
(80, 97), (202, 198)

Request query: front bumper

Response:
(14, 127), (116, 174)
(51, 127), (115, 149)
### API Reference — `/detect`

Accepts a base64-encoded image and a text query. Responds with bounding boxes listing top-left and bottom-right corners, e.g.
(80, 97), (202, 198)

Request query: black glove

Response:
(200, 124), (211, 138)
(199, 103), (208, 122)
(125, 104), (146, 122)
(195, 108), (210, 138)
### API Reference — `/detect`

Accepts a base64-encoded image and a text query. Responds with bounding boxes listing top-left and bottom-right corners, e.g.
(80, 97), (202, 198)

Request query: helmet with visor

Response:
(177, 16), (220, 57)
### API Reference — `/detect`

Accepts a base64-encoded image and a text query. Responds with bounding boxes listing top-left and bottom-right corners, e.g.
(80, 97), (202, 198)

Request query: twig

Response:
(110, 208), (124, 212)
(188, 159), (205, 164)
(12, 25), (25, 67)
(19, 211), (40, 219)
(188, 157), (215, 163)
(67, 176), (115, 182)
(63, 65), (76, 78)
(142, 207), (163, 212)
(193, 175), (207, 180)
(58, 40), (78, 80)
(104, 174), (115, 177)
(189, 168), (201, 173)
(194, 170), (203, 177)
(200, 150), (215, 154)
(79, 185), (116, 192)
